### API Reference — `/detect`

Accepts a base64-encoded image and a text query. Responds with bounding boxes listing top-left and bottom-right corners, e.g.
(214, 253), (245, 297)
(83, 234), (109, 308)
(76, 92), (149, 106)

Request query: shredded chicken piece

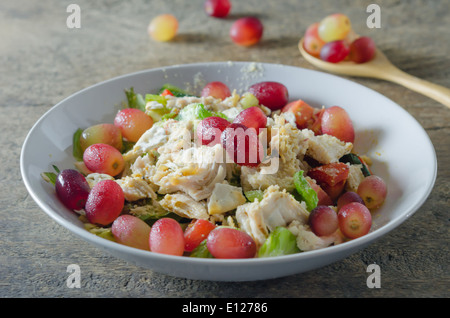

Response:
(287, 220), (344, 252)
(151, 144), (226, 201)
(207, 183), (247, 215)
(115, 176), (158, 202)
(85, 173), (114, 188)
(159, 193), (209, 220)
(236, 185), (309, 246)
(240, 115), (311, 192)
(306, 133), (353, 164)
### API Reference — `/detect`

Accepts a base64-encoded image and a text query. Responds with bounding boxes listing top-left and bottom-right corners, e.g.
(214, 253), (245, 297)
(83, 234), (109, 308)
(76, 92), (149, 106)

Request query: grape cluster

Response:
(303, 13), (376, 64)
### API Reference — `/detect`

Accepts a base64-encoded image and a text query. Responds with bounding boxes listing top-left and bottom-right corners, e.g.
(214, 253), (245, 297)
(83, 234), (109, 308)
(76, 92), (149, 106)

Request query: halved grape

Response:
(79, 123), (123, 152)
(337, 191), (365, 211)
(303, 23), (326, 57)
(357, 175), (387, 209)
(232, 106), (267, 133)
(197, 116), (230, 146)
(114, 108), (153, 143)
(85, 180), (124, 226)
(248, 81), (289, 110)
(320, 106), (355, 143)
(309, 205), (339, 237)
(200, 81), (231, 100)
(338, 202), (372, 239)
(83, 143), (125, 177)
(204, 0), (231, 18)
(55, 169), (90, 211)
(230, 17), (263, 46)
(349, 36), (376, 63)
(320, 40), (350, 63)
(149, 218), (185, 256)
(221, 123), (262, 167)
(206, 227), (256, 259)
(112, 215), (151, 250)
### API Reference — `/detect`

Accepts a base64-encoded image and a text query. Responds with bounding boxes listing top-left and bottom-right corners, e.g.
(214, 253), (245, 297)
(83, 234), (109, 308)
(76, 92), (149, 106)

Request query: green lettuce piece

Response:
(144, 94), (172, 121)
(145, 93), (167, 106)
(293, 170), (318, 211)
(41, 165), (61, 186)
(125, 87), (146, 112)
(175, 103), (227, 122)
(258, 227), (300, 257)
(189, 240), (214, 258)
(72, 128), (83, 161)
(84, 223), (116, 241)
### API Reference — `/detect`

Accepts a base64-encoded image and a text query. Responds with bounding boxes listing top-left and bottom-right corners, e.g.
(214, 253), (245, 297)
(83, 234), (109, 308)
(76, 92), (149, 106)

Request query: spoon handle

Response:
(380, 67), (450, 109)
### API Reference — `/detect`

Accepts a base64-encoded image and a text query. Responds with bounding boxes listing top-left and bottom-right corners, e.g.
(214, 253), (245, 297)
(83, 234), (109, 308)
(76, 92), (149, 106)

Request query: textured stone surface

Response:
(1, 0), (449, 298)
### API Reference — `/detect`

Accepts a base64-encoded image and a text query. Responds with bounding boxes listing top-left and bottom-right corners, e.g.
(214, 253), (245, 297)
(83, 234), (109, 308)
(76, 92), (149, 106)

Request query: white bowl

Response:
(20, 62), (437, 281)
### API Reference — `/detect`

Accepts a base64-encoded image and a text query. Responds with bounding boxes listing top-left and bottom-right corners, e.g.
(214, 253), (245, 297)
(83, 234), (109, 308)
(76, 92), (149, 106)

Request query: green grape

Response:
(318, 13), (351, 42)
(148, 14), (178, 42)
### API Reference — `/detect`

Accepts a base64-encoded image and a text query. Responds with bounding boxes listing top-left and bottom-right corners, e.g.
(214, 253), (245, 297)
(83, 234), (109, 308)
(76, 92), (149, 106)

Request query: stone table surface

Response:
(1, 0), (449, 298)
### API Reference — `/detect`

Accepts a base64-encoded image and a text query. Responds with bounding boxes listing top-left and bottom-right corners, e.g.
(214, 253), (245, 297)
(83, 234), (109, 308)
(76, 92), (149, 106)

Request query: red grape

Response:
(337, 191), (365, 211)
(197, 116), (230, 146)
(112, 215), (151, 250)
(114, 108), (153, 143)
(184, 219), (216, 252)
(248, 81), (289, 111)
(55, 169), (90, 211)
(230, 17), (263, 46)
(349, 36), (376, 63)
(221, 123), (262, 167)
(303, 23), (326, 57)
(149, 218), (185, 256)
(232, 106), (267, 133)
(320, 106), (355, 143)
(357, 175), (387, 209)
(281, 99), (315, 129)
(206, 227), (257, 259)
(309, 205), (339, 236)
(204, 0), (231, 18)
(320, 40), (350, 63)
(83, 143), (125, 177)
(85, 180), (124, 226)
(200, 81), (231, 100)
(79, 123), (123, 152)
(338, 202), (372, 239)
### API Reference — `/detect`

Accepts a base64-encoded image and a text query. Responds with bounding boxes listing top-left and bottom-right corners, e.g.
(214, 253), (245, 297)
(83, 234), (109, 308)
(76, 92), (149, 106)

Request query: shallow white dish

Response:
(21, 62), (437, 281)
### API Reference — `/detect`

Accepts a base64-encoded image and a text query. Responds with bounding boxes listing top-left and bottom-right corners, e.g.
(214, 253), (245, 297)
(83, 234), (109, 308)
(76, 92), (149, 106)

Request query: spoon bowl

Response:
(299, 38), (450, 109)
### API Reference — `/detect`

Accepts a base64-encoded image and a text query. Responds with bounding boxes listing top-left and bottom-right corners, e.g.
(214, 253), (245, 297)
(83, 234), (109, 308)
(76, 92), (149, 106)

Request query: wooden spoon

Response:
(299, 38), (450, 109)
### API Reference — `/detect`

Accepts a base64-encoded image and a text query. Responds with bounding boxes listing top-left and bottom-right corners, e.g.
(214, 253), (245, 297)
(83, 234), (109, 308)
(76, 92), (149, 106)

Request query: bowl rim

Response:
(20, 61), (438, 267)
